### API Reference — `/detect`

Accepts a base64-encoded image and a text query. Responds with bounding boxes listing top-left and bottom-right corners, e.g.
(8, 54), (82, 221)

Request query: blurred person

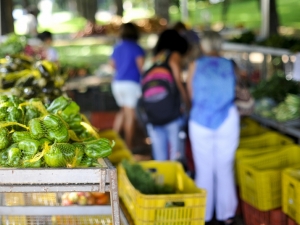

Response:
(143, 29), (189, 161)
(173, 21), (202, 64)
(21, 5), (39, 37)
(187, 30), (239, 225)
(110, 22), (145, 149)
(37, 31), (58, 63)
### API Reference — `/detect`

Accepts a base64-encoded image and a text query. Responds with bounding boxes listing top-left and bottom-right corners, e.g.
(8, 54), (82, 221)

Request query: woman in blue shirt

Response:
(110, 22), (145, 149)
(187, 31), (239, 225)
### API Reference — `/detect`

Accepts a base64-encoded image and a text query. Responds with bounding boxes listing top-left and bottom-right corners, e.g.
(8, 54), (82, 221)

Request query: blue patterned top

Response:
(190, 56), (235, 129)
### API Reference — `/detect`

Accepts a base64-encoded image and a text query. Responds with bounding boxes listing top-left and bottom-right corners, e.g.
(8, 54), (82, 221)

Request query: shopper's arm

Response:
(187, 61), (195, 100)
(109, 59), (116, 70)
(169, 52), (190, 110)
(136, 56), (145, 74)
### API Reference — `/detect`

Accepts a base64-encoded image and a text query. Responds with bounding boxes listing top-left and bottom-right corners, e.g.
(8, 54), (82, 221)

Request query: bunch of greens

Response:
(0, 95), (114, 168)
(272, 94), (300, 122)
(122, 160), (174, 195)
(0, 34), (27, 58)
(251, 73), (300, 103)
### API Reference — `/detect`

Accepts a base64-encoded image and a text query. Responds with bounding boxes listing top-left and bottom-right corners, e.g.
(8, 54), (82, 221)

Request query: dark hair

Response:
(153, 29), (188, 56)
(37, 31), (53, 42)
(120, 22), (140, 41)
(173, 21), (187, 32)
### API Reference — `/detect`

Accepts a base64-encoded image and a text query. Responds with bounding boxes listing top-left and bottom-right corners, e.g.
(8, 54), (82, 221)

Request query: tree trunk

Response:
(22, 0), (30, 8)
(269, 0), (279, 35)
(76, 0), (98, 23)
(114, 0), (123, 17)
(0, 0), (14, 35)
(221, 0), (230, 24)
(155, 0), (170, 21)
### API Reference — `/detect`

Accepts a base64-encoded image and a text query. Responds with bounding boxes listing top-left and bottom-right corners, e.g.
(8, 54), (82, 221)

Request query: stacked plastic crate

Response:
(118, 161), (207, 225)
(236, 118), (300, 225)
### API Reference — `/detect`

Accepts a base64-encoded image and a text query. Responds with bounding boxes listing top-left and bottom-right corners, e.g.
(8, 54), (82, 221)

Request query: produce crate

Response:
(240, 117), (268, 137)
(287, 217), (300, 225)
(239, 131), (294, 149)
(237, 145), (300, 211)
(241, 200), (287, 225)
(235, 145), (296, 185)
(99, 129), (121, 140)
(2, 216), (27, 225)
(282, 167), (300, 224)
(118, 161), (206, 225)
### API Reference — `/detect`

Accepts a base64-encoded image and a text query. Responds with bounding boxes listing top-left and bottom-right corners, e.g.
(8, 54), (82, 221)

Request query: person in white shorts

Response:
(110, 22), (145, 149)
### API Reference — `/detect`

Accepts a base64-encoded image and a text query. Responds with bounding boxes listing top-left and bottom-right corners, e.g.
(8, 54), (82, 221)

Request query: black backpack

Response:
(139, 51), (181, 125)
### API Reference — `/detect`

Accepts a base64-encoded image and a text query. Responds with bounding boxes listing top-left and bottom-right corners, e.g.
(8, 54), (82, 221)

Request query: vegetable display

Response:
(122, 160), (174, 195)
(0, 95), (114, 168)
(0, 54), (67, 104)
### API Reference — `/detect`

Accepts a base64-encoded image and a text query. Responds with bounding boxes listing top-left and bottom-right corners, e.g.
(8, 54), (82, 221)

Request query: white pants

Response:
(189, 106), (240, 221)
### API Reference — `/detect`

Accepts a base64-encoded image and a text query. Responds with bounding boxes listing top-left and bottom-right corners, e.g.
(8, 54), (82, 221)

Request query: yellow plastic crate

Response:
(237, 145), (300, 211)
(235, 145), (296, 185)
(52, 215), (114, 225)
(239, 131), (294, 149)
(2, 216), (27, 225)
(240, 118), (268, 137)
(4, 193), (25, 206)
(27, 193), (57, 206)
(118, 161), (206, 225)
(99, 129), (120, 140)
(282, 167), (300, 224)
(108, 148), (133, 165)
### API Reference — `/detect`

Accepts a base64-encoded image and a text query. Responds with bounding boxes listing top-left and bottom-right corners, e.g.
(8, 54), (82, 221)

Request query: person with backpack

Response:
(140, 29), (189, 161)
(187, 31), (239, 225)
(110, 22), (145, 149)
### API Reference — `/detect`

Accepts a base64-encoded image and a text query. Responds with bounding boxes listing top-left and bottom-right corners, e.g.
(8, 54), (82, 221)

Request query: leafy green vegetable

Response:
(122, 160), (174, 195)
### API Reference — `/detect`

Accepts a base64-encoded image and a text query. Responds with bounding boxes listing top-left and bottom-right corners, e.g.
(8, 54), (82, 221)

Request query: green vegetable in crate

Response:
(46, 96), (71, 114)
(43, 143), (66, 167)
(18, 139), (41, 156)
(67, 114), (85, 134)
(12, 131), (31, 142)
(79, 155), (100, 167)
(42, 143), (83, 168)
(0, 127), (10, 150)
(0, 150), (8, 166)
(73, 138), (114, 159)
(39, 137), (51, 146)
(42, 114), (69, 143)
(122, 160), (174, 195)
(60, 101), (80, 118)
(0, 95), (8, 103)
(7, 143), (21, 167)
(22, 155), (42, 168)
(0, 108), (8, 121)
(28, 118), (45, 139)
(6, 106), (23, 123)
(23, 105), (41, 125)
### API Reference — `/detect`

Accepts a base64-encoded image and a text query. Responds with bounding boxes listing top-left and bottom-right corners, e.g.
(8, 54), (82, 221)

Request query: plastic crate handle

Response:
(288, 183), (297, 218)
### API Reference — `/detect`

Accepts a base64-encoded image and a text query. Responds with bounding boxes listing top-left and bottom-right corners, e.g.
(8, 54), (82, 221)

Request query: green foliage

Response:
(252, 72), (300, 103)
(0, 34), (27, 58)
(122, 160), (175, 195)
